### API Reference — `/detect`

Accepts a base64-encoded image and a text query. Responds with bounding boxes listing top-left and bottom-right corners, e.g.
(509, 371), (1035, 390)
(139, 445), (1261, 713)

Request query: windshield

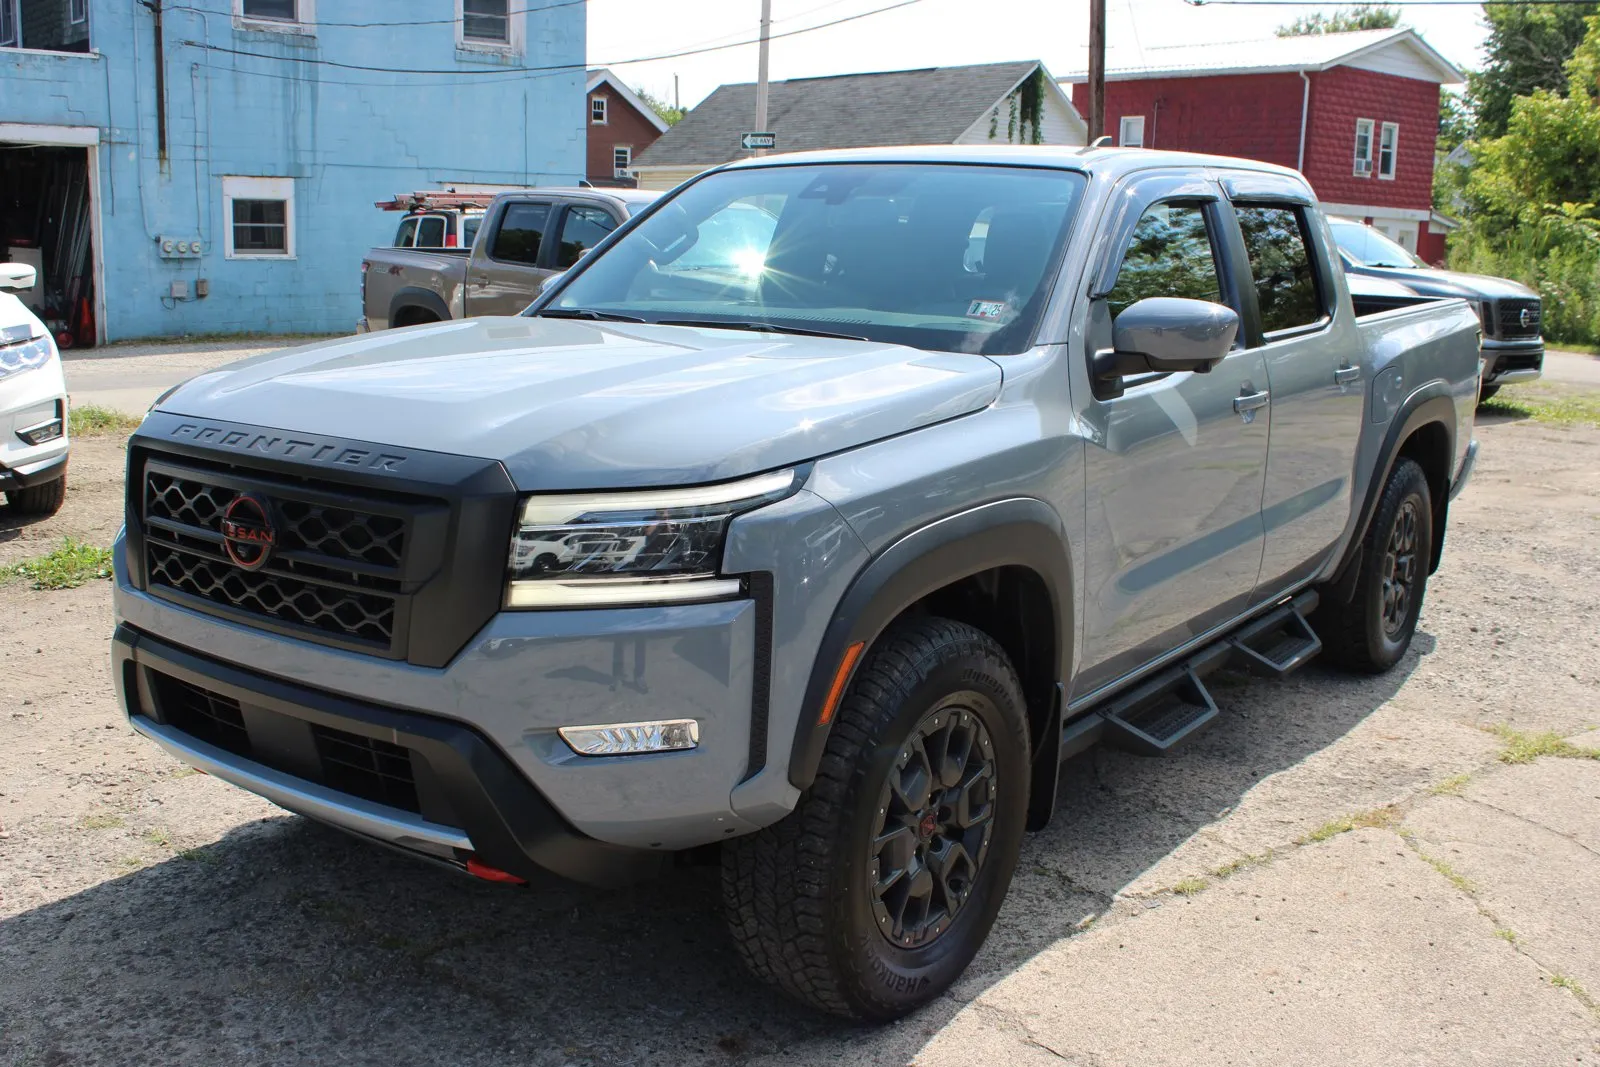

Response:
(539, 163), (1088, 355)
(1329, 220), (1426, 269)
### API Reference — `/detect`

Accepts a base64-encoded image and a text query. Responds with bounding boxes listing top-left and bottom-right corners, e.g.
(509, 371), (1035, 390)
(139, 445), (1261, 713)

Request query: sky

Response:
(587, 0), (1485, 110)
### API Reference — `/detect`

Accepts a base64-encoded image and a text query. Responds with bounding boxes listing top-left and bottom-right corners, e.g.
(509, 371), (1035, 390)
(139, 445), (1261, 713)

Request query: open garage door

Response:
(0, 142), (96, 348)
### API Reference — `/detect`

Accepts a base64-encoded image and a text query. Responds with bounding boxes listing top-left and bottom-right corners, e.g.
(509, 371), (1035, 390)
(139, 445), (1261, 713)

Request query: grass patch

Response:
(1299, 806), (1399, 844)
(79, 813), (126, 830)
(1488, 724), (1600, 764)
(1429, 773), (1473, 796)
(1418, 852), (1477, 895)
(1479, 388), (1600, 429)
(141, 828), (172, 849)
(1551, 342), (1600, 356)
(1209, 851), (1273, 880)
(1170, 876), (1208, 896)
(7, 539), (113, 590)
(177, 847), (219, 865)
(1495, 928), (1518, 944)
(68, 404), (142, 437)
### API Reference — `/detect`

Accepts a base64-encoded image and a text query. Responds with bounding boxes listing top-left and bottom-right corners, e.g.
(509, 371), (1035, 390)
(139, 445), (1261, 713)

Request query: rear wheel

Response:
(1316, 457), (1432, 673)
(7, 471), (66, 517)
(722, 617), (1030, 1019)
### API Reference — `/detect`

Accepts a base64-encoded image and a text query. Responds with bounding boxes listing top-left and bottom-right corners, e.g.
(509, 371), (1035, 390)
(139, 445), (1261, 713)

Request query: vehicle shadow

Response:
(0, 637), (1433, 1066)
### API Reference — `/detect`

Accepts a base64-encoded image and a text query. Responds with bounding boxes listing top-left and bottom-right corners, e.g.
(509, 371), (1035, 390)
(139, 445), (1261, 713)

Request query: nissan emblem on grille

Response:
(1520, 307), (1534, 330)
(220, 494), (276, 571)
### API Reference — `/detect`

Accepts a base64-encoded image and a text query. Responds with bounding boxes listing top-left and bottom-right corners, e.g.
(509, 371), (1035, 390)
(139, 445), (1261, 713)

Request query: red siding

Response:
(1302, 67), (1437, 211)
(1070, 73), (1308, 167)
(1070, 65), (1439, 213)
(586, 89), (663, 187)
(1417, 225), (1448, 266)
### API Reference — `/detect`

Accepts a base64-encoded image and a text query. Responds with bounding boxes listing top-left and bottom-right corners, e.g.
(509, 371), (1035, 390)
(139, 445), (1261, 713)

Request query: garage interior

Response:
(0, 144), (95, 348)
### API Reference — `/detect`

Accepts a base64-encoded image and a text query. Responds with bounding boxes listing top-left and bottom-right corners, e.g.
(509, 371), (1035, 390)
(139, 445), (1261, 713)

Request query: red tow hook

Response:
(465, 857), (527, 885)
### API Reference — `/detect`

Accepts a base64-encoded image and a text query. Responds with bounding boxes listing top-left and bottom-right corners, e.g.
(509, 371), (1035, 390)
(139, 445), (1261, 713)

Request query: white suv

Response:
(0, 263), (70, 516)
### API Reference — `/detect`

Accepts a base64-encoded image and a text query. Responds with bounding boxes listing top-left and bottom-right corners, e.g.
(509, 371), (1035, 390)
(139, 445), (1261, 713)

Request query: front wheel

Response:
(722, 617), (1030, 1019)
(7, 471), (67, 517)
(1315, 457), (1433, 673)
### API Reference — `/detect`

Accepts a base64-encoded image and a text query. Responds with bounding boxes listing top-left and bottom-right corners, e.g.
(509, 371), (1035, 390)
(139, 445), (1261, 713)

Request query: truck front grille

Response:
(160, 677), (252, 757)
(1496, 299), (1541, 340)
(311, 724), (420, 813)
(140, 461), (418, 656)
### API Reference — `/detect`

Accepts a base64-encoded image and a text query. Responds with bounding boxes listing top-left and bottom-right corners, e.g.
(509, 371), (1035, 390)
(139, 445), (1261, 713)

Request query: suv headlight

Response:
(0, 330), (54, 382)
(506, 469), (800, 609)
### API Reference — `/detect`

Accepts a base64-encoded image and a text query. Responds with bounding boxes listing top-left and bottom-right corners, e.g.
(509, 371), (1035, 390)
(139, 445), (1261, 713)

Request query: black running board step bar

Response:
(1228, 590), (1322, 679)
(1096, 656), (1222, 757)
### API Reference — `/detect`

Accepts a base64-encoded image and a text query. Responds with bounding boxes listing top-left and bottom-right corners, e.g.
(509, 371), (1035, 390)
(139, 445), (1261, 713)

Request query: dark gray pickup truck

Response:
(114, 146), (1481, 1021)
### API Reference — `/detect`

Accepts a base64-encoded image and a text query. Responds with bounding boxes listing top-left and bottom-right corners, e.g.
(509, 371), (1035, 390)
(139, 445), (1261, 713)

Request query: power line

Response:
(178, 0), (928, 77)
(1188, 0), (1597, 5)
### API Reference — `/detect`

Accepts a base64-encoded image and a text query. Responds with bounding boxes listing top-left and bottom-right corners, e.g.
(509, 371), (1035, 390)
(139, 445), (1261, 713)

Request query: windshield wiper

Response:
(656, 318), (868, 341)
(537, 308), (648, 323)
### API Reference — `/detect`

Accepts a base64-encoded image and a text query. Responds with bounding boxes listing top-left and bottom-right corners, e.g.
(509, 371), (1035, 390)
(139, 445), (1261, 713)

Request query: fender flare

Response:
(787, 497), (1074, 793)
(388, 287), (451, 325)
(1330, 383), (1457, 593)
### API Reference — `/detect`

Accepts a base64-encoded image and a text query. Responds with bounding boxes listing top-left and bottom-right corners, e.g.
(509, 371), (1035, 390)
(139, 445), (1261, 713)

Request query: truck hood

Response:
(1353, 265), (1538, 301)
(157, 316), (1003, 489)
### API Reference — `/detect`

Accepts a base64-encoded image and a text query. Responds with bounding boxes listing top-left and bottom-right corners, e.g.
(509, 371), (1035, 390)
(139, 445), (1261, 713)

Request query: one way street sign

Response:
(741, 132), (777, 151)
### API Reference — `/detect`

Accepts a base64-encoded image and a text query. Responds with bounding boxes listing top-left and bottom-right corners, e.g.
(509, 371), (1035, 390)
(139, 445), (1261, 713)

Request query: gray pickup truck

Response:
(112, 146), (1481, 1021)
(358, 187), (658, 331)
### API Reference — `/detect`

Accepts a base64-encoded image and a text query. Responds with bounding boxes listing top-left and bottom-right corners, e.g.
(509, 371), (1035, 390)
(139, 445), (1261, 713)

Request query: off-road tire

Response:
(721, 617), (1030, 1020)
(1316, 457), (1432, 673)
(7, 471), (66, 517)
(1478, 384), (1500, 405)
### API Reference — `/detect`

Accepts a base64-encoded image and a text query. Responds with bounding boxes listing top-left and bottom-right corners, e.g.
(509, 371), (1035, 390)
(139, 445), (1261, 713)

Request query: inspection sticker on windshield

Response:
(966, 299), (1008, 321)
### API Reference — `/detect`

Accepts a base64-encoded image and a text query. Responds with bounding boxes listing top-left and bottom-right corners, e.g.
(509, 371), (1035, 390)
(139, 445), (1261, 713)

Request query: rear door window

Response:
(490, 202), (552, 265)
(393, 217), (419, 247)
(1105, 202), (1223, 318)
(556, 206), (619, 269)
(415, 216), (446, 248)
(1234, 204), (1324, 335)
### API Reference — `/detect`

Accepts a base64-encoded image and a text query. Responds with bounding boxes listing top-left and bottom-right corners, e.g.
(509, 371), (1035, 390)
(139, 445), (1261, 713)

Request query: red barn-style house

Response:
(585, 68), (670, 188)
(1066, 29), (1464, 262)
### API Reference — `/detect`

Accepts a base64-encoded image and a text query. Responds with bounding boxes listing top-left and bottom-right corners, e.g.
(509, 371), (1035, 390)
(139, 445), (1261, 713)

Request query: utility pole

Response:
(674, 73), (680, 112)
(753, 0), (772, 154)
(1087, 0), (1106, 143)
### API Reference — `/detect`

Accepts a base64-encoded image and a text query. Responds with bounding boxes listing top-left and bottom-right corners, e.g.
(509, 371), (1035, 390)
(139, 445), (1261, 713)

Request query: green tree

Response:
(1438, 90), (1474, 153)
(1467, 2), (1599, 138)
(1451, 16), (1600, 344)
(1275, 4), (1399, 36)
(635, 86), (685, 127)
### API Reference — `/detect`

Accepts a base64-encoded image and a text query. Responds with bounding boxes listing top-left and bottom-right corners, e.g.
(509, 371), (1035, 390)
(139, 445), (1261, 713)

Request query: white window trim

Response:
(1353, 118), (1375, 177)
(222, 176), (295, 260)
(613, 145), (632, 175)
(0, 0), (21, 46)
(591, 95), (609, 125)
(233, 0), (315, 35)
(456, 0), (524, 53)
(1378, 121), (1399, 181)
(69, 0), (87, 26)
(1119, 115), (1145, 148)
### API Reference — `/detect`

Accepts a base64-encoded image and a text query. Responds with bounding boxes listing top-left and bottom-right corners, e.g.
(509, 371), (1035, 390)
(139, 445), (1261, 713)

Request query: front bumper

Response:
(1481, 339), (1543, 385)
(113, 623), (668, 886)
(1, 360), (69, 487)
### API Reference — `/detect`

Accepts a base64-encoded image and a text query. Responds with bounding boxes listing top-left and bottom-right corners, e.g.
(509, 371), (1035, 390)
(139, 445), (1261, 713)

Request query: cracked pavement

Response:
(2, 350), (1599, 1065)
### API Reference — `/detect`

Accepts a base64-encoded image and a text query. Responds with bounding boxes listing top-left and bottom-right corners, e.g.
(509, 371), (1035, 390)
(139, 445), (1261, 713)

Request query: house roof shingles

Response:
(633, 60), (1041, 170)
(1059, 28), (1462, 84)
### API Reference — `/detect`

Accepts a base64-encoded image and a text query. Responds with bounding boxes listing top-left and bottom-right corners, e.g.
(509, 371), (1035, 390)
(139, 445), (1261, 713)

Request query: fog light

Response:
(16, 417), (63, 445)
(558, 719), (700, 757)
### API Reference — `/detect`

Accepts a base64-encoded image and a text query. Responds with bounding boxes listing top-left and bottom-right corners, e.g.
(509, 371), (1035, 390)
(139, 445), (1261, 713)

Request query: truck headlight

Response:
(0, 333), (54, 382)
(505, 469), (800, 609)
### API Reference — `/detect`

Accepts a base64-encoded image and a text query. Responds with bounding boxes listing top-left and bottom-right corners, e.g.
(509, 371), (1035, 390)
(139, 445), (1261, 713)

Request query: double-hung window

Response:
(223, 176), (295, 259)
(238, 0), (307, 25)
(461, 0), (511, 45)
(591, 96), (609, 125)
(1353, 118), (1375, 177)
(1378, 122), (1398, 180)
(613, 146), (632, 177)
(1119, 115), (1146, 148)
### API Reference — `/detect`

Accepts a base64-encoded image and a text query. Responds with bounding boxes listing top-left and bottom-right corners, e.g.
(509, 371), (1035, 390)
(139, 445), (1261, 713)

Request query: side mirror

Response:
(1093, 297), (1238, 396)
(539, 271), (566, 294)
(0, 263), (37, 292)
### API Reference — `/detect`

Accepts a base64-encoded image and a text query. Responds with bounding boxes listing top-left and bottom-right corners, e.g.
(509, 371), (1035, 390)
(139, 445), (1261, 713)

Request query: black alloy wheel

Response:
(870, 700), (997, 949)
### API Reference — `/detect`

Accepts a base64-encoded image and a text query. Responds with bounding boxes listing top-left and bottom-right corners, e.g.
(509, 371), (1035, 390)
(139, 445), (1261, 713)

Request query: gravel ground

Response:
(1, 377), (1598, 1065)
